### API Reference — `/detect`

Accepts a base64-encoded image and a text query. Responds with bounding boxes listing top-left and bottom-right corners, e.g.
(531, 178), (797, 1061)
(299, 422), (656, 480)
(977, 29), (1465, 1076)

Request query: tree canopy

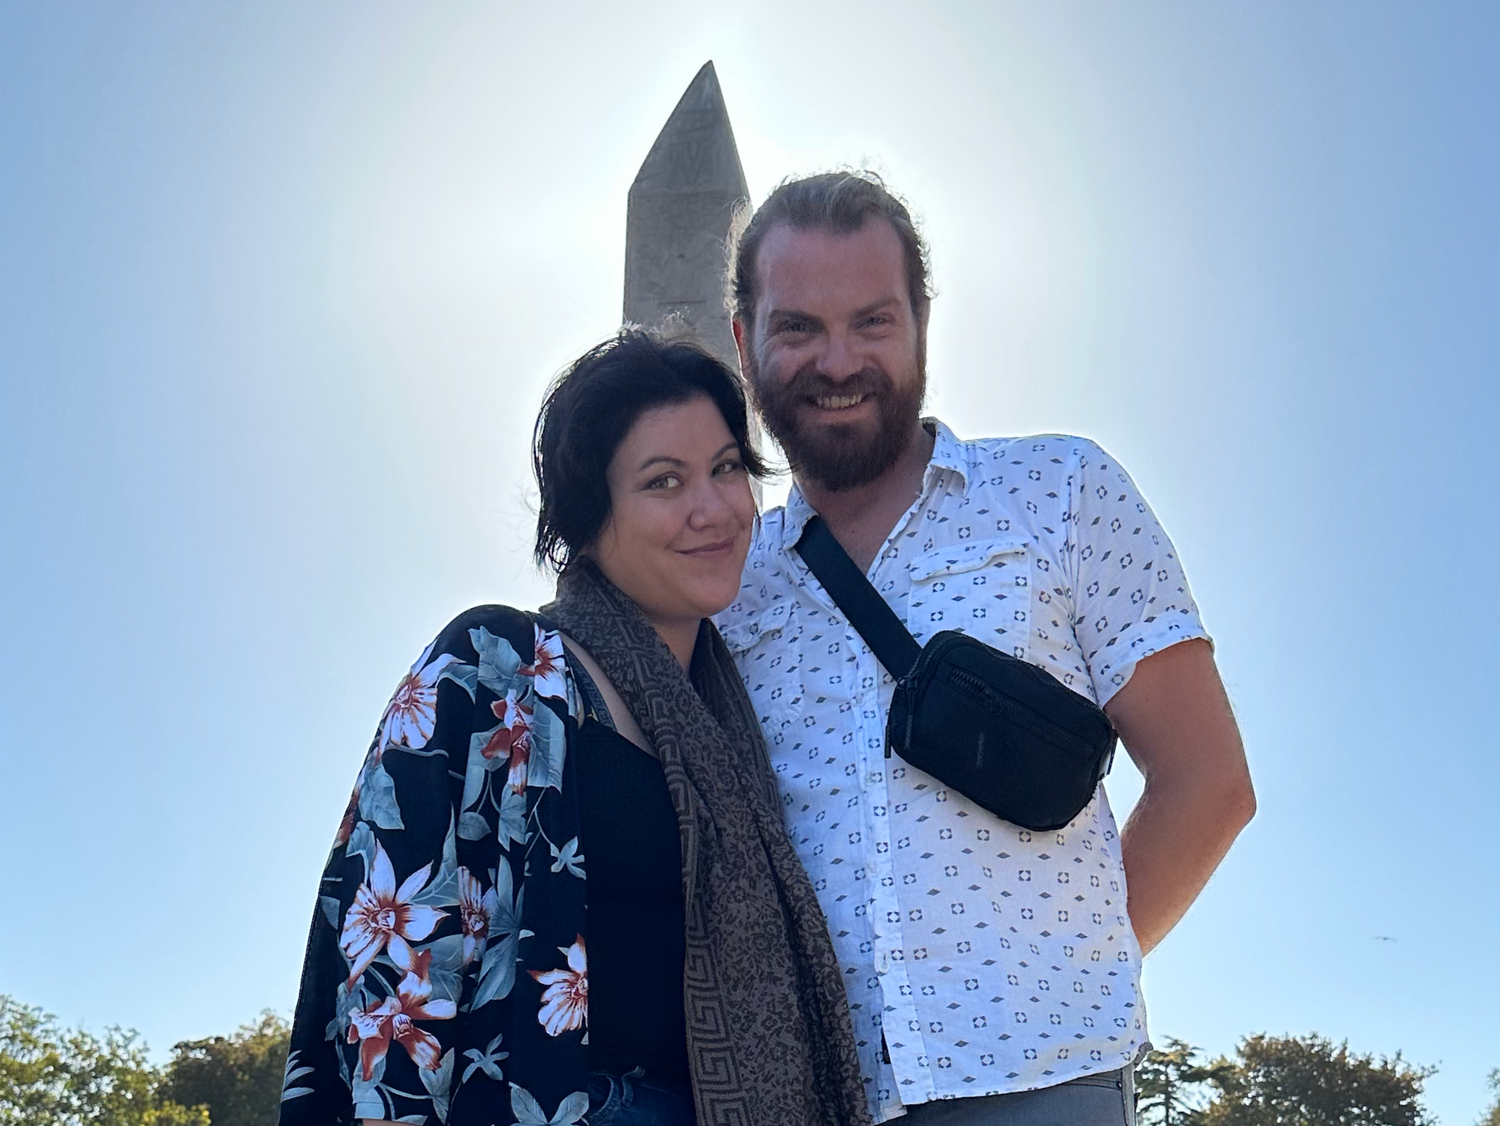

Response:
(1136, 1037), (1230, 1125)
(1478, 1068), (1500, 1126)
(158, 1012), (290, 1126)
(0, 995), (207, 1126)
(6, 992), (1485, 1126)
(1137, 1032), (1438, 1126)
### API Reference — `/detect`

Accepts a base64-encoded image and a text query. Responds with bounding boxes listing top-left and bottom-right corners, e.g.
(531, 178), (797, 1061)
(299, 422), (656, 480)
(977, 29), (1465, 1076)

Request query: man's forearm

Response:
(1103, 638), (1256, 956)
(1119, 768), (1255, 954)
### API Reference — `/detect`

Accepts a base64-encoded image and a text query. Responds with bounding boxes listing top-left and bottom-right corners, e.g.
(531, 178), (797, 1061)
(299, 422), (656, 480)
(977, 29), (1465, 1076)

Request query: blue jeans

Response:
(586, 1067), (696, 1126)
(899, 1068), (1136, 1126)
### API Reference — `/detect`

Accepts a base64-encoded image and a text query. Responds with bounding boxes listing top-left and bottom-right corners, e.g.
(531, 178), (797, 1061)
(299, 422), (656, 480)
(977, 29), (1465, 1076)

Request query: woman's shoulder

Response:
(426, 603), (546, 661)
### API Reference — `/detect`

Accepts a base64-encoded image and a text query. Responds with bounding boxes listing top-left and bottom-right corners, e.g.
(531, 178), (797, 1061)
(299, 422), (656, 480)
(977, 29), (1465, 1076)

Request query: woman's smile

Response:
(590, 393), (756, 664)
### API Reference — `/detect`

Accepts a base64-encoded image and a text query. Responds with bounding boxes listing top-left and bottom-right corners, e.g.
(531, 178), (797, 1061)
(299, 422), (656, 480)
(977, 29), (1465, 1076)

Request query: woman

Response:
(279, 331), (869, 1126)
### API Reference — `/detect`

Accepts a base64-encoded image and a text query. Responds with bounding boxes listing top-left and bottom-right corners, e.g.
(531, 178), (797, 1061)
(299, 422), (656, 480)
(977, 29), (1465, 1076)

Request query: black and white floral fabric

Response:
(281, 607), (595, 1126)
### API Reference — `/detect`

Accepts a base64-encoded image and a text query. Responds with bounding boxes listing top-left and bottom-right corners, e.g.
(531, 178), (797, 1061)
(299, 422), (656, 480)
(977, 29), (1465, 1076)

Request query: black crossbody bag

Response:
(795, 516), (1118, 832)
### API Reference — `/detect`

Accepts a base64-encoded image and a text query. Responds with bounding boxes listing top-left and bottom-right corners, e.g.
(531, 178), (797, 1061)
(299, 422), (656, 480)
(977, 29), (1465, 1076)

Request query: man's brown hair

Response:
(727, 170), (933, 335)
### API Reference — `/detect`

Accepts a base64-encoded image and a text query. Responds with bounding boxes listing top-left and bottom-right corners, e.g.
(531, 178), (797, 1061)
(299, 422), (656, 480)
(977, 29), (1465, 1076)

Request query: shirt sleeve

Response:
(1063, 440), (1209, 707)
(279, 607), (589, 1126)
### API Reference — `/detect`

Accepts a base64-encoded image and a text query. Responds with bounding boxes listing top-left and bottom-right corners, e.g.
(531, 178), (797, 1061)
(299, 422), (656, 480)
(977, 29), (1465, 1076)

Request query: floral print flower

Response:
(457, 867), (498, 966)
(340, 841), (447, 984)
(380, 642), (460, 752)
(529, 935), (587, 1037)
(286, 610), (594, 1123)
(346, 949), (457, 1079)
(480, 689), (533, 794)
(522, 626), (568, 702)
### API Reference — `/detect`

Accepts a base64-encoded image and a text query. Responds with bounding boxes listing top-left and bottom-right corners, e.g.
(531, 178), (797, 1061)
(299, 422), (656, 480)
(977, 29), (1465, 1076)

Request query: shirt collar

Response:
(779, 417), (969, 552)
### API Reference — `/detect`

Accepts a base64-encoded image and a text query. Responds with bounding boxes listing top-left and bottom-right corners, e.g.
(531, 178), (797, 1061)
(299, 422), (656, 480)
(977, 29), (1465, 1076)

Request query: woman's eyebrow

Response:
(635, 442), (738, 473)
(636, 454), (687, 472)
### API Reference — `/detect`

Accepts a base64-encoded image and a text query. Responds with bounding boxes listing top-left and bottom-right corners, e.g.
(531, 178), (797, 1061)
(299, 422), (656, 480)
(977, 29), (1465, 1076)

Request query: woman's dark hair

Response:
(532, 328), (768, 571)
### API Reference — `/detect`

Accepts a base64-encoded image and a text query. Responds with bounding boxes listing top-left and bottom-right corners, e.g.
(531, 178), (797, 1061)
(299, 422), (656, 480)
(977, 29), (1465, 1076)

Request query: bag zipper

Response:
(914, 636), (1103, 759)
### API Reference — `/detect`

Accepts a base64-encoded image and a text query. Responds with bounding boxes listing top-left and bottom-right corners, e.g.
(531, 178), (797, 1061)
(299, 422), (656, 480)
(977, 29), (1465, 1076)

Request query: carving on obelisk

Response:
(623, 61), (749, 373)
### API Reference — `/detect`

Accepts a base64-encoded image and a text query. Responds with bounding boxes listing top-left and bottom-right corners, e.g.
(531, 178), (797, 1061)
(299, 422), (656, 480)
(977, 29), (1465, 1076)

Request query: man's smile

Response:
(810, 392), (871, 412)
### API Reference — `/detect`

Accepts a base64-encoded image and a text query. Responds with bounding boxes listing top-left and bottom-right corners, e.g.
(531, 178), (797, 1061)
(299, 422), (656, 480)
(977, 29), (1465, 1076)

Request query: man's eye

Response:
(862, 314), (893, 329)
(776, 321), (811, 336)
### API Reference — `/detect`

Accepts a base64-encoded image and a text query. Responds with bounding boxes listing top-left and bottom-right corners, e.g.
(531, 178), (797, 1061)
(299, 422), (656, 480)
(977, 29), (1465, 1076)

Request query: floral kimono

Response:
(280, 606), (593, 1126)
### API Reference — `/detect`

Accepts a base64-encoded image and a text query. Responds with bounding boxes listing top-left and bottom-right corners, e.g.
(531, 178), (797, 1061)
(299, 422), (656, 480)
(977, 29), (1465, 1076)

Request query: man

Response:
(718, 172), (1255, 1125)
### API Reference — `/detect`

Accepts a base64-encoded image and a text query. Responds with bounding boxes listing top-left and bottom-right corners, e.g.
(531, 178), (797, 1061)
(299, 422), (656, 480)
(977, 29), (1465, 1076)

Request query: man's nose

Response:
(814, 330), (861, 380)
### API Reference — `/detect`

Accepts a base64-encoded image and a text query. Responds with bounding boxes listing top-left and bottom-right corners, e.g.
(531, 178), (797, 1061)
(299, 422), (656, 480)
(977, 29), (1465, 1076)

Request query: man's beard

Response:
(748, 353), (926, 492)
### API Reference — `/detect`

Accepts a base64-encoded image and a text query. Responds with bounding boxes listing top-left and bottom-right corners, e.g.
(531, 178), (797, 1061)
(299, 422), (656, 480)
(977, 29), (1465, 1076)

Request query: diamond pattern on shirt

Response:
(719, 423), (1208, 1122)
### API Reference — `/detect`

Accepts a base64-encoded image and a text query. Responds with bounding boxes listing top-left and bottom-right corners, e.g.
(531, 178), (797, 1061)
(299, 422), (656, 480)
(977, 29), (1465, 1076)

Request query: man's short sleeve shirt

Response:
(718, 422), (1209, 1121)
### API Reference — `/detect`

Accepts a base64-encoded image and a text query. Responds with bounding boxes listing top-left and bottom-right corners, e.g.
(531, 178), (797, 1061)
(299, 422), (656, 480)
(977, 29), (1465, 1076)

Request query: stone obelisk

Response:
(623, 62), (749, 372)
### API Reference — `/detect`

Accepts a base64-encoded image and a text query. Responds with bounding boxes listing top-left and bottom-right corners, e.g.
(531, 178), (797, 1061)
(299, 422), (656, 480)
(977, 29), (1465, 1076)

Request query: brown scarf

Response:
(545, 561), (870, 1126)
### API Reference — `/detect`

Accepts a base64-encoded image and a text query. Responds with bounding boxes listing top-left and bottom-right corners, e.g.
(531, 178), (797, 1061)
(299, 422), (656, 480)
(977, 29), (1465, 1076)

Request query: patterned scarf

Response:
(545, 561), (871, 1126)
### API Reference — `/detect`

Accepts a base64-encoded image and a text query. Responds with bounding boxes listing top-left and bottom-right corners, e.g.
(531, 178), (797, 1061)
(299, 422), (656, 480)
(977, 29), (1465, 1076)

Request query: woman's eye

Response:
(714, 459), (746, 477)
(646, 474), (682, 490)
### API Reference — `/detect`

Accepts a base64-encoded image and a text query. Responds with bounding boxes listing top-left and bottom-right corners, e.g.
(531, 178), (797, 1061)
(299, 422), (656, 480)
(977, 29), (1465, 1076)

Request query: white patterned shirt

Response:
(718, 421), (1208, 1121)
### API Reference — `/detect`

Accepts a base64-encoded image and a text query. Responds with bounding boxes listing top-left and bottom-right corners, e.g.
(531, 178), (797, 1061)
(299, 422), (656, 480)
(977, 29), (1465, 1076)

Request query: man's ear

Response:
(732, 317), (753, 381)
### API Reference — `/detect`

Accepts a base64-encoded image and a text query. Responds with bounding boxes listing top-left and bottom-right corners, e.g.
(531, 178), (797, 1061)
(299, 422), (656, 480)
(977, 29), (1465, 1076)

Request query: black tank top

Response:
(574, 716), (690, 1084)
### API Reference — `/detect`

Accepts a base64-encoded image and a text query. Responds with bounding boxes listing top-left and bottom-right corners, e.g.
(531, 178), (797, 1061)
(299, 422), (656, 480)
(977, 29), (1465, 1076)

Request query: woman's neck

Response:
(653, 618), (701, 670)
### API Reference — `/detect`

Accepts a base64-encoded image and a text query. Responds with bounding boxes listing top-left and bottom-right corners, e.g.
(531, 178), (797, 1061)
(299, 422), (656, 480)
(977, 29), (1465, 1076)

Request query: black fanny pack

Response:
(795, 516), (1117, 832)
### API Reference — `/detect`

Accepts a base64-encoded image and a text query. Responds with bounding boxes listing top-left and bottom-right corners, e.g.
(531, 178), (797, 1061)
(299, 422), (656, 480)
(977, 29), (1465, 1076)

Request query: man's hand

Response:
(1104, 638), (1255, 955)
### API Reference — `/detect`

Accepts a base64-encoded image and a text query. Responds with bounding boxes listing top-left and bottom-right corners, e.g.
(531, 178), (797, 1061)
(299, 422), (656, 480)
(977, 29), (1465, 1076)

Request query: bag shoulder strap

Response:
(794, 515), (923, 679)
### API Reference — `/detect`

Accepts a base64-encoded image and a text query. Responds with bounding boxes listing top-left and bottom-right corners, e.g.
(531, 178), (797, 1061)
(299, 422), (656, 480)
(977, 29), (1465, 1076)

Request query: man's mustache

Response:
(779, 367), (893, 401)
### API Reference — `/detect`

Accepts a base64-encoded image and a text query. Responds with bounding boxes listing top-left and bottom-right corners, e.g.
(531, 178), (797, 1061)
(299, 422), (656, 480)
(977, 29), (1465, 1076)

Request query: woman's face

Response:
(591, 394), (756, 634)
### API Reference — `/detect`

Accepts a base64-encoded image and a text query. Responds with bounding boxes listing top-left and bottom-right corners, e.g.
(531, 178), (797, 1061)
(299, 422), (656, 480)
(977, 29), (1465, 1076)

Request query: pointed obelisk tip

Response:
(623, 61), (750, 374)
(630, 60), (748, 197)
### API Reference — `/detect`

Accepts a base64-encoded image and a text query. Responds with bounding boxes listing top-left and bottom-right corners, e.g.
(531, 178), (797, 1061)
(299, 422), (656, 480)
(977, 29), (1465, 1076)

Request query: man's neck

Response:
(798, 421), (936, 573)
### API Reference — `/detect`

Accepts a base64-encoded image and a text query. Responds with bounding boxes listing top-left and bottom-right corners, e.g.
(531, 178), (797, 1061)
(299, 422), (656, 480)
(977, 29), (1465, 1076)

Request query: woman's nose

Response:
(687, 478), (735, 528)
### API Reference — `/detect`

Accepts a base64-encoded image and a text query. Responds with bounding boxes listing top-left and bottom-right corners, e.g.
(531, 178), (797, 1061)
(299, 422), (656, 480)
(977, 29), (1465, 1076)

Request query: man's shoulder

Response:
(943, 428), (1107, 480)
(720, 510), (793, 634)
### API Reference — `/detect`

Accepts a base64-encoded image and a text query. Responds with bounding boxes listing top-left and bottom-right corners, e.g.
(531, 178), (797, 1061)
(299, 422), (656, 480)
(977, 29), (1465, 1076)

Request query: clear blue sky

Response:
(2, 3), (1496, 1122)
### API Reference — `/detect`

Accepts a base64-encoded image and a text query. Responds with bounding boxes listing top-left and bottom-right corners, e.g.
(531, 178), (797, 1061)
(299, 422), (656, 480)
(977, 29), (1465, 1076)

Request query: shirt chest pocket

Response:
(720, 599), (807, 752)
(905, 538), (1032, 659)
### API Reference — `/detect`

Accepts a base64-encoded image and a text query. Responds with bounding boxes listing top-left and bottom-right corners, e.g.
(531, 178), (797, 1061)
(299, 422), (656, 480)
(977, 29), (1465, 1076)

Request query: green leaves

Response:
(1138, 1033), (1437, 1126)
(549, 837), (585, 879)
(419, 1049), (455, 1123)
(472, 863), (526, 1009)
(346, 821), (377, 879)
(471, 627), (522, 696)
(509, 1084), (588, 1126)
(279, 1051), (314, 1104)
(1135, 1036), (1225, 1125)
(1479, 1068), (1500, 1126)
(527, 703), (566, 793)
(458, 811), (491, 841)
(358, 760), (404, 831)
(0, 996), (211, 1126)
(461, 1034), (509, 1085)
(160, 1011), (292, 1126)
